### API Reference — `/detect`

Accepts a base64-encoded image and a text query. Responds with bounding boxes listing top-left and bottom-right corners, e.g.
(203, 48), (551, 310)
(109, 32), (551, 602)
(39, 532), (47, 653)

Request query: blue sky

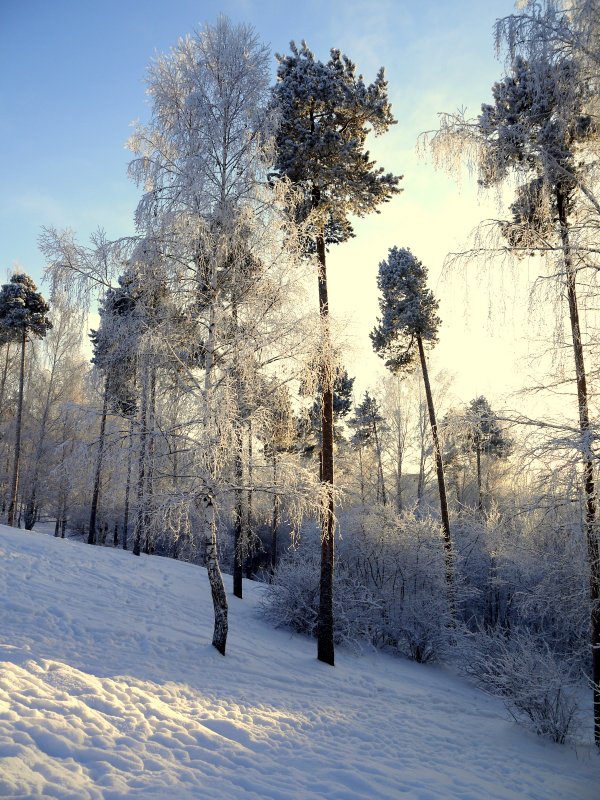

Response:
(1, 0), (531, 404)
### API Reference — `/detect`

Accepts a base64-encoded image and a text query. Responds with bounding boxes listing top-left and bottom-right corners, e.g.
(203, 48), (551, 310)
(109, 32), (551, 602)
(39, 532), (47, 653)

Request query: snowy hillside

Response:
(0, 526), (598, 799)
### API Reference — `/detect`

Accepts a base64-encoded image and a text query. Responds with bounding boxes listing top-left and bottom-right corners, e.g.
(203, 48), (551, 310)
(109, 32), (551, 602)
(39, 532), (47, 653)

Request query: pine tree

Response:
(88, 273), (141, 546)
(465, 396), (511, 512)
(348, 391), (388, 505)
(272, 42), (401, 665)
(0, 274), (52, 527)
(371, 247), (453, 586)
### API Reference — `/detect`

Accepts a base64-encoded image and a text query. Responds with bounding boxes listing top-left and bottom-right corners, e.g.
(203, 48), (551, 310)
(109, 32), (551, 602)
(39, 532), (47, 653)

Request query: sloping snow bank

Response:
(0, 525), (598, 799)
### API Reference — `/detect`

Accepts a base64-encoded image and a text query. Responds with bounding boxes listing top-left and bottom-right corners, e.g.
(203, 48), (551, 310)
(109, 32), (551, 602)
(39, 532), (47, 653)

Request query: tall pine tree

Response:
(371, 247), (453, 587)
(272, 42), (401, 664)
(0, 274), (52, 527)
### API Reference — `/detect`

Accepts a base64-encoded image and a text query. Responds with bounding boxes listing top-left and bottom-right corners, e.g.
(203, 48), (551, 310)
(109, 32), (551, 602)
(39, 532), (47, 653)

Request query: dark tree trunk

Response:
(8, 329), (26, 528)
(557, 188), (600, 746)
(88, 378), (109, 545)
(316, 229), (335, 667)
(416, 335), (454, 588)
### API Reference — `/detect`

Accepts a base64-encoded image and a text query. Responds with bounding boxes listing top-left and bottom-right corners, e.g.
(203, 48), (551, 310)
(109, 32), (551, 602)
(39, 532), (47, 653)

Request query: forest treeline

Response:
(2, 1), (599, 746)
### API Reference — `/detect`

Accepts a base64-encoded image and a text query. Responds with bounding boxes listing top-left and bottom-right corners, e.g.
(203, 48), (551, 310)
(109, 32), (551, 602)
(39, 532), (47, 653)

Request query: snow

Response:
(0, 525), (598, 799)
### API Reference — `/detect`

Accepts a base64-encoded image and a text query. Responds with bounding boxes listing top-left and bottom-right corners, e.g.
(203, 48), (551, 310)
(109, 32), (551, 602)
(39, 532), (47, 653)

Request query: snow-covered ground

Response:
(0, 526), (598, 799)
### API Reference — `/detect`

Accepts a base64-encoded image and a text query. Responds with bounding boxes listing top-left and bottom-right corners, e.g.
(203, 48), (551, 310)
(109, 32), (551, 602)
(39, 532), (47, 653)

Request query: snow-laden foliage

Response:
(128, 16), (273, 227)
(478, 56), (591, 193)
(0, 274), (52, 340)
(271, 41), (401, 239)
(263, 507), (454, 662)
(466, 627), (581, 743)
(371, 247), (440, 373)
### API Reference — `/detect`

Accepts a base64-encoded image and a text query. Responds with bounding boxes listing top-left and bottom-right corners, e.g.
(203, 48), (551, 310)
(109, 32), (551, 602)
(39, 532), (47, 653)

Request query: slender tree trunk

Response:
(0, 343), (11, 413)
(416, 335), (453, 587)
(88, 378), (109, 545)
(8, 330), (26, 527)
(372, 419), (387, 506)
(316, 227), (335, 667)
(358, 446), (365, 506)
(233, 426), (244, 598)
(200, 244), (228, 655)
(122, 416), (134, 551)
(200, 492), (228, 655)
(271, 451), (280, 569)
(143, 366), (157, 555)
(557, 188), (600, 746)
(133, 363), (149, 557)
(396, 413), (403, 513)
(476, 440), (483, 513)
(245, 420), (254, 579)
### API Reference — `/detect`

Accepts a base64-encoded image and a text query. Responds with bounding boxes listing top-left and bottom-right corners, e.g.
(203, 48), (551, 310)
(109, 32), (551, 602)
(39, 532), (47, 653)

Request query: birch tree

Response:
(128, 17), (278, 655)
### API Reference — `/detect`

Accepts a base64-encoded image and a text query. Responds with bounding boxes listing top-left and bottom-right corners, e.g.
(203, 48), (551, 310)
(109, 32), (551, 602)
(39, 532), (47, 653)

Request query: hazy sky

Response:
(1, 0), (552, 415)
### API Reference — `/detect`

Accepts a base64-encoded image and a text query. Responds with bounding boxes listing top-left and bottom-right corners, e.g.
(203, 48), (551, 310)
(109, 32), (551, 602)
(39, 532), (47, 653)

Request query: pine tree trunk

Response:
(416, 335), (454, 588)
(316, 228), (335, 667)
(88, 378), (109, 545)
(8, 329), (26, 528)
(557, 188), (600, 746)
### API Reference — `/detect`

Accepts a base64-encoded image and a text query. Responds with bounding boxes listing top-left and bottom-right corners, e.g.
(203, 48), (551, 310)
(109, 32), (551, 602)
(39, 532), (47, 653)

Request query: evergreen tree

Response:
(348, 391), (388, 505)
(0, 274), (52, 527)
(465, 396), (511, 512)
(272, 42), (400, 665)
(88, 273), (142, 546)
(371, 247), (453, 587)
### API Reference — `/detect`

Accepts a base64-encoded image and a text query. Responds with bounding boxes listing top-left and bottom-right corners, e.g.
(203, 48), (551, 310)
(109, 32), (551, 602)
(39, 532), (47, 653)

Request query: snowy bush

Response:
(261, 537), (382, 650)
(465, 627), (580, 743)
(262, 507), (454, 661)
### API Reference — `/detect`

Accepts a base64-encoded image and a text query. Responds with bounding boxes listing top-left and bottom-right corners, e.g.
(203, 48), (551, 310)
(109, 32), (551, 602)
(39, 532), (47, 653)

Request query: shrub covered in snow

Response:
(262, 507), (454, 661)
(465, 627), (581, 744)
